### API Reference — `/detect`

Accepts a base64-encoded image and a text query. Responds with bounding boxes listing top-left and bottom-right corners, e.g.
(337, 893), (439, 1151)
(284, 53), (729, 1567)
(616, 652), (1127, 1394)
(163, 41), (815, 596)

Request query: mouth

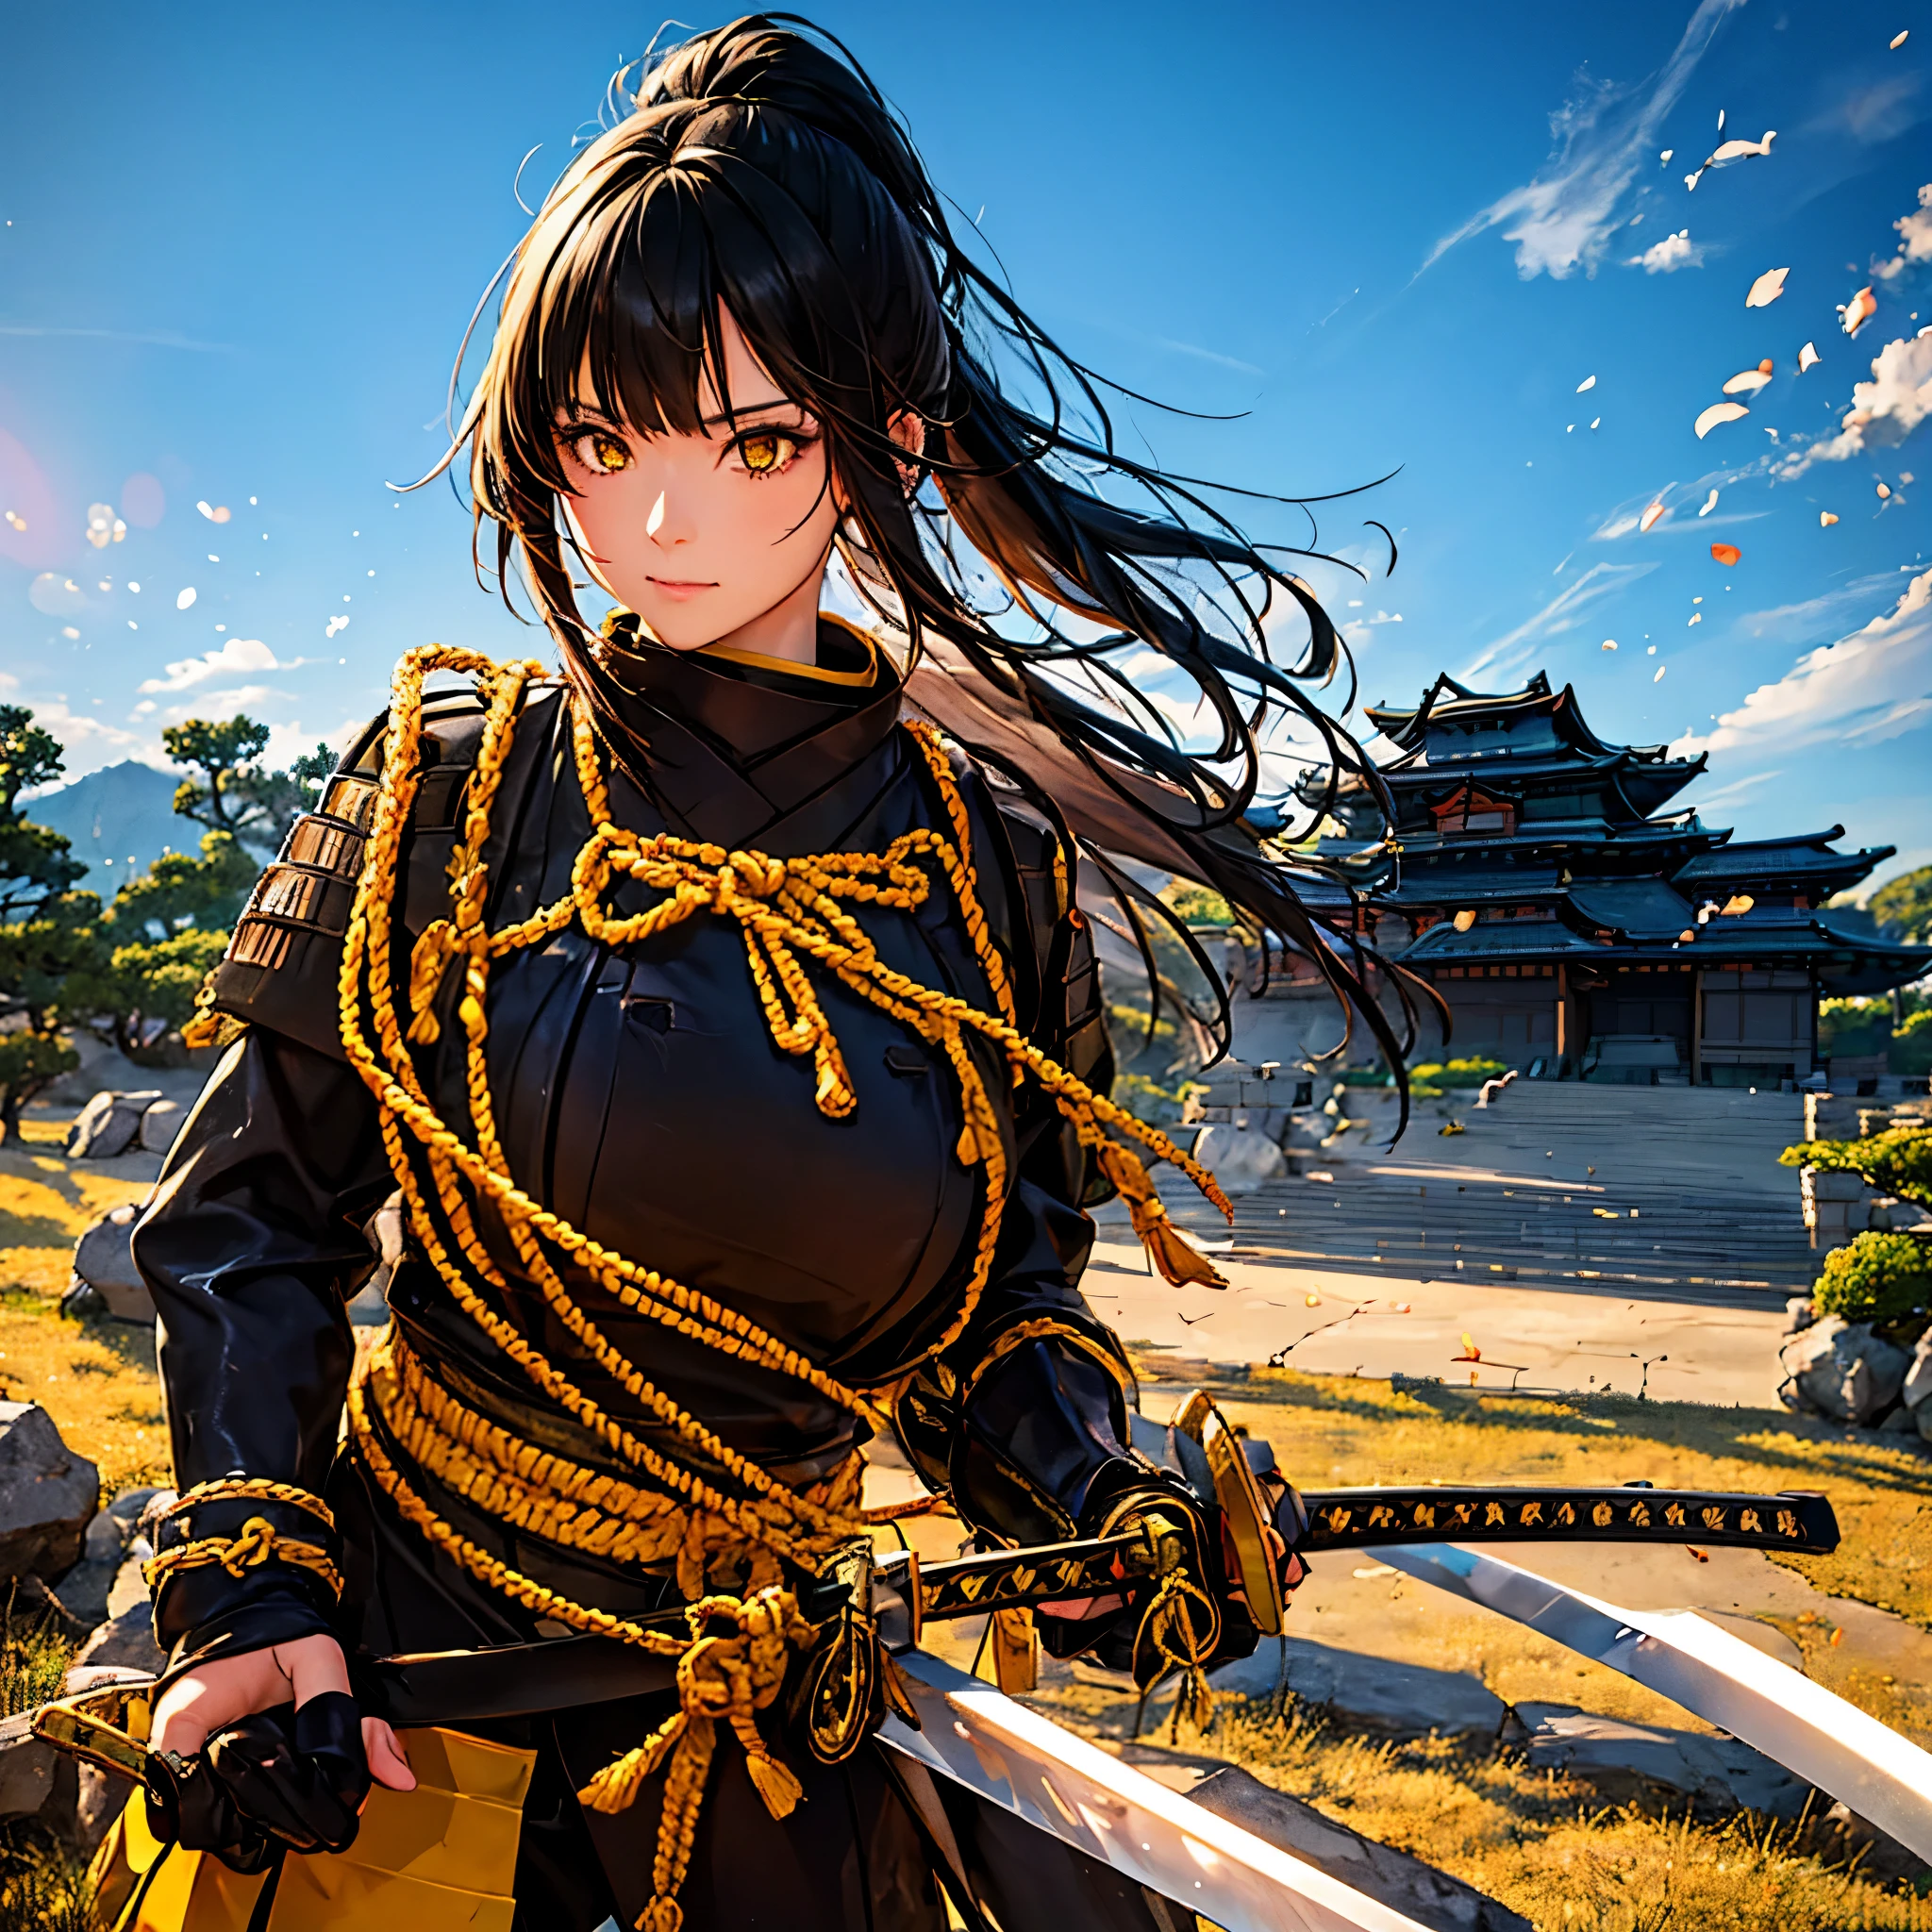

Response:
(644, 575), (717, 601)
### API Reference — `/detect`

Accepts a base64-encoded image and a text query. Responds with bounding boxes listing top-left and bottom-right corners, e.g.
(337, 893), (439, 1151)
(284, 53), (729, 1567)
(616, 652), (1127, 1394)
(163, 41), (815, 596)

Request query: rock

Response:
(47, 1486), (165, 1626)
(1778, 1318), (1910, 1424)
(0, 1711), (61, 1823)
(1903, 1332), (1932, 1411)
(64, 1090), (163, 1160)
(1191, 1124), (1286, 1194)
(1506, 1703), (1810, 1818)
(1188, 1765), (1532, 1932)
(0, 1402), (100, 1581)
(1196, 1637), (1507, 1741)
(137, 1098), (185, 1155)
(1783, 1296), (1817, 1336)
(70, 1599), (164, 1680)
(70, 1203), (153, 1323)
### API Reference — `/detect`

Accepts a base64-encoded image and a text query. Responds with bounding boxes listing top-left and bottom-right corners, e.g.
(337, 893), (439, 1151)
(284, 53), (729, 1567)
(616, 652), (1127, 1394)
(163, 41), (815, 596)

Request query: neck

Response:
(688, 552), (830, 668)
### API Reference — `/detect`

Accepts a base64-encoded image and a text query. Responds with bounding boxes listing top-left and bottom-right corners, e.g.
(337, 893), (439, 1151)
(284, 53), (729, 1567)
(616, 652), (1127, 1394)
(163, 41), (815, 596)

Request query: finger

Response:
(279, 1634), (353, 1709)
(153, 1673), (270, 1761)
(363, 1719), (416, 1793)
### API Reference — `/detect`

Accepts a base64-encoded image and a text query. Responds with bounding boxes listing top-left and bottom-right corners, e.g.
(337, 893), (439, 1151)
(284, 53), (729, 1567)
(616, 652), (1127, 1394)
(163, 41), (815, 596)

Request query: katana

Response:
(1374, 1541), (1932, 1864)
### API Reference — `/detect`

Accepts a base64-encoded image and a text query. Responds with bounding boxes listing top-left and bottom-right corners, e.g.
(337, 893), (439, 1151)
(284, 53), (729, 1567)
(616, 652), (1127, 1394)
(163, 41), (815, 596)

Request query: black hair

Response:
(427, 12), (1432, 1090)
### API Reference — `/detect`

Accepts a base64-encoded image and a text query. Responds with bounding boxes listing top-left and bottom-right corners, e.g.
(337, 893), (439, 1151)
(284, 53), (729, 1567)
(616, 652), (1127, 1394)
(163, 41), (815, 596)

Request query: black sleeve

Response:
(893, 775), (1163, 1554)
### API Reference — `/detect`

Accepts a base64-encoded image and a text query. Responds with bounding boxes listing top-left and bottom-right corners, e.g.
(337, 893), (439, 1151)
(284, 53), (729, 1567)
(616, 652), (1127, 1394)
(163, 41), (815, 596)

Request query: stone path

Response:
(1085, 1082), (1813, 1407)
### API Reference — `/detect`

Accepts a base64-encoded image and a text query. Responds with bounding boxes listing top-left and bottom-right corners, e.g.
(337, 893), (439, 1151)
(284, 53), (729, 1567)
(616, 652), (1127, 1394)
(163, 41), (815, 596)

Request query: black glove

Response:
(145, 1692), (372, 1871)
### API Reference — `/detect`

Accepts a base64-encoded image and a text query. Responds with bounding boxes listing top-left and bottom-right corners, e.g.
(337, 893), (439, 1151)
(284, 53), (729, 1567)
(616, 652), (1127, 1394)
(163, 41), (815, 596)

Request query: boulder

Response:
(64, 1090), (163, 1160)
(48, 1485), (167, 1626)
(1779, 1317), (1909, 1424)
(1782, 1296), (1817, 1336)
(70, 1599), (164, 1680)
(1902, 1331), (1932, 1411)
(137, 1098), (185, 1155)
(1191, 1124), (1286, 1194)
(1191, 1636), (1507, 1741)
(0, 1711), (61, 1824)
(0, 1402), (99, 1581)
(69, 1203), (153, 1324)
(1506, 1703), (1810, 1818)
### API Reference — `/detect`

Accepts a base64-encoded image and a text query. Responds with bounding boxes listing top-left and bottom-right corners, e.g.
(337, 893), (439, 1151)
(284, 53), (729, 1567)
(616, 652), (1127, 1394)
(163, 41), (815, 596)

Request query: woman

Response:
(127, 17), (1398, 1929)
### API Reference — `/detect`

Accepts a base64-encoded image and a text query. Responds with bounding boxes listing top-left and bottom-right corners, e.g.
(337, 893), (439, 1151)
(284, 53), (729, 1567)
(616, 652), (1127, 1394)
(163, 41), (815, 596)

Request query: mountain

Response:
(27, 761), (192, 891)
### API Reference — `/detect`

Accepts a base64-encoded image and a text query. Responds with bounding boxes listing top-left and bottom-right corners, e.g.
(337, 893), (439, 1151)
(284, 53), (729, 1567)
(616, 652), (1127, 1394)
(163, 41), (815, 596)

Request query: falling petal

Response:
(1798, 341), (1821, 372)
(1660, 148), (1674, 163)
(1707, 132), (1776, 167)
(2, 511), (23, 531)
(1640, 500), (1668, 532)
(1698, 489), (1720, 516)
(1744, 266), (1789, 308)
(1452, 908), (1476, 932)
(1892, 29), (1909, 48)
(1840, 286), (1877, 336)
(1602, 639), (1618, 651)
(1717, 109), (1725, 132)
(1820, 510), (1839, 525)
(1689, 613), (1702, 625)
(1392, 1302), (1411, 1314)
(1576, 374), (1597, 392)
(1656, 666), (1668, 682)
(1694, 401), (1750, 438)
(175, 587), (197, 610)
(1685, 171), (1705, 192)
(1590, 417), (1601, 429)
(1722, 894), (1755, 915)
(1710, 542), (1741, 565)
(1723, 368), (1771, 395)
(1877, 481), (1891, 498)
(1305, 1292), (1322, 1307)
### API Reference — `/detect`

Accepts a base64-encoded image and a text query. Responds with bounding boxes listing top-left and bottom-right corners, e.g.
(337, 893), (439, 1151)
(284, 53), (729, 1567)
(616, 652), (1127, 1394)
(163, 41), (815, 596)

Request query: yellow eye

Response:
(587, 433), (632, 474)
(737, 430), (798, 476)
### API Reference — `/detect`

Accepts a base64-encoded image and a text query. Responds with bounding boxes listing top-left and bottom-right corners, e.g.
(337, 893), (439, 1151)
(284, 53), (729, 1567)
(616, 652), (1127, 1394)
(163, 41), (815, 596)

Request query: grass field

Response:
(1, 1127), (1928, 1929)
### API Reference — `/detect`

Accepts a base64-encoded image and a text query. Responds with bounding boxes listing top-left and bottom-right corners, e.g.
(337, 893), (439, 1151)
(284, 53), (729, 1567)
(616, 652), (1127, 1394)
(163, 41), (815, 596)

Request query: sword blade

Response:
(1375, 1541), (1932, 1863)
(880, 1647), (1434, 1932)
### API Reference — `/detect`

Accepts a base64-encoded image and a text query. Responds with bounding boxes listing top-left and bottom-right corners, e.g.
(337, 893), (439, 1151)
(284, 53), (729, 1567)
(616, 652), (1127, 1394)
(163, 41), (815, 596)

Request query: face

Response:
(556, 309), (840, 653)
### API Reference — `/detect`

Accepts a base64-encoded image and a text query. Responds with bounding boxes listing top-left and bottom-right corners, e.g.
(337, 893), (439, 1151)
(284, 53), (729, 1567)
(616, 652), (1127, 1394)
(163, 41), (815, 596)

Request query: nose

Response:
(644, 488), (695, 548)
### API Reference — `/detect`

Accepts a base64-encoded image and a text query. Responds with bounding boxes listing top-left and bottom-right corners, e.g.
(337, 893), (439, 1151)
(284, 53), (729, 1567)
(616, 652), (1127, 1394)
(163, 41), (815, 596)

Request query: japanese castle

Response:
(1265, 672), (1929, 1088)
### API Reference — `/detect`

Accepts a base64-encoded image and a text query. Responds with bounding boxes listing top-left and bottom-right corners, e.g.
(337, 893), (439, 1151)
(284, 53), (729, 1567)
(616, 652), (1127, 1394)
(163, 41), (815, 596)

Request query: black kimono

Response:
(133, 620), (1197, 1930)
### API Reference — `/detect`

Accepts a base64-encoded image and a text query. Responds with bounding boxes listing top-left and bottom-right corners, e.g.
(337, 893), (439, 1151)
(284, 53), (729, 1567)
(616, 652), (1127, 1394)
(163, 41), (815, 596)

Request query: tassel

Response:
(737, 1736), (805, 1819)
(640, 1903), (684, 1932)
(576, 1717), (684, 1813)
(1095, 1139), (1228, 1288)
(1138, 1210), (1227, 1290)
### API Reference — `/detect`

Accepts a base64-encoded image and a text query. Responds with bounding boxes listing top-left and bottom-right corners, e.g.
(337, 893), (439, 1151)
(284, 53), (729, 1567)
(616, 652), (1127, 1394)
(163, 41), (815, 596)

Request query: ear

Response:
(887, 410), (926, 494)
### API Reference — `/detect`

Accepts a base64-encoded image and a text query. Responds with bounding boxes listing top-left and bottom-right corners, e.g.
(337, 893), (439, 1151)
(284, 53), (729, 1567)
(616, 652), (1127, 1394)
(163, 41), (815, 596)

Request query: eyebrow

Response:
(555, 398), (808, 433)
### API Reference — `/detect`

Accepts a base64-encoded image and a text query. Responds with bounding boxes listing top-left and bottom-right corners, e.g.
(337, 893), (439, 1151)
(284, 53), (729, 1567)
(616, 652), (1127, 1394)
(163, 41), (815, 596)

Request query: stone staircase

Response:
(1159, 1082), (1816, 1307)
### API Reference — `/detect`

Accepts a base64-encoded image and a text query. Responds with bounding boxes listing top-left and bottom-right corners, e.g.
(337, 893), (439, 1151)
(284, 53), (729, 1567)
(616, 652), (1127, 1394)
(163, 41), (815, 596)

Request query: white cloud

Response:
(1674, 567), (1932, 758)
(1772, 330), (1932, 475)
(1874, 183), (1932, 282)
(1625, 227), (1703, 273)
(1462, 560), (1657, 682)
(138, 637), (306, 694)
(1419, 0), (1742, 281)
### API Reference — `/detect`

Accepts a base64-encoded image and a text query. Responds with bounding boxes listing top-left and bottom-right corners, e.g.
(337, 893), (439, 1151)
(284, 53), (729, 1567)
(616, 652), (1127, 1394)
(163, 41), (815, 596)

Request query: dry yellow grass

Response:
(0, 1124), (168, 1497)
(1023, 1680), (1932, 1931)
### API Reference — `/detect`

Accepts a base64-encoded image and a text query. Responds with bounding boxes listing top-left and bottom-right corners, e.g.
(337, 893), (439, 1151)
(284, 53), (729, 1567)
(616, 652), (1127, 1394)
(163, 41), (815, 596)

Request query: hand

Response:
(147, 1635), (413, 1868)
(152, 1634), (413, 1791)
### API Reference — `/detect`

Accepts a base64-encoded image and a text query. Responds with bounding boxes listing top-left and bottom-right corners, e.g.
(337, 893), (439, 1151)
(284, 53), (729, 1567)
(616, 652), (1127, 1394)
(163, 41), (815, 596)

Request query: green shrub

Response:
(1407, 1057), (1508, 1091)
(1812, 1230), (1932, 1326)
(1781, 1126), (1932, 1208)
(1341, 1067), (1393, 1087)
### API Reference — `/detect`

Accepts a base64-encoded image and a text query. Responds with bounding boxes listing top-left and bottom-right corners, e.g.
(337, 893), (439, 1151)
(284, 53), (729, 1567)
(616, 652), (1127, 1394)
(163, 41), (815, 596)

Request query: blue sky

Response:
(2, 0), (1927, 888)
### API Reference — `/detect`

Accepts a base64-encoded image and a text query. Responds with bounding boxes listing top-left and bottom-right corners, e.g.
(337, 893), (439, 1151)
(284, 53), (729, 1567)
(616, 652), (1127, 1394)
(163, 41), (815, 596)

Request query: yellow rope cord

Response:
(143, 1517), (343, 1602)
(326, 644), (1229, 1930)
(163, 1478), (337, 1533)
